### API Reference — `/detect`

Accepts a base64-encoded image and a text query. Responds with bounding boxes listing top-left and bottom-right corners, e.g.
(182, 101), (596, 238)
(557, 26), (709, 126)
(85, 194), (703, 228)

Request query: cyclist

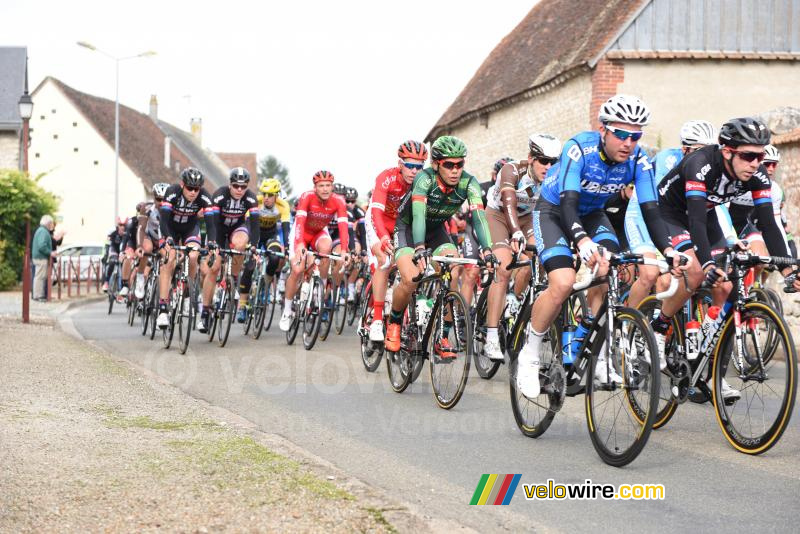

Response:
(483, 133), (561, 361)
(131, 182), (169, 299)
(656, 118), (800, 398)
(619, 120), (718, 308)
(119, 202), (151, 300)
(345, 186), (366, 302)
(198, 167), (260, 329)
(102, 217), (127, 293)
(384, 135), (496, 356)
(365, 140), (428, 341)
(237, 178), (291, 321)
(279, 170), (351, 331)
(520, 94), (682, 398)
(157, 168), (216, 329)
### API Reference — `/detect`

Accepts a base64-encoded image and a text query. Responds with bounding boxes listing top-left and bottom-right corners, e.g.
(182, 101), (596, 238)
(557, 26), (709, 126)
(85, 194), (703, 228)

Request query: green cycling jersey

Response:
(398, 167), (492, 250)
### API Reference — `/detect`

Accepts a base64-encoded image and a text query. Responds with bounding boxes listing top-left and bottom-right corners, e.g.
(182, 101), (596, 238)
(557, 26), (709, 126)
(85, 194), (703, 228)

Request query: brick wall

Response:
(589, 58), (625, 130)
(446, 73), (592, 181)
(0, 132), (20, 170)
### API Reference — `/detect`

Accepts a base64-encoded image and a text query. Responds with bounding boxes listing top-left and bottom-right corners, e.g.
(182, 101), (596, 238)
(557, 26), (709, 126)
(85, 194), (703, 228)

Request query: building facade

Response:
(0, 47), (28, 170)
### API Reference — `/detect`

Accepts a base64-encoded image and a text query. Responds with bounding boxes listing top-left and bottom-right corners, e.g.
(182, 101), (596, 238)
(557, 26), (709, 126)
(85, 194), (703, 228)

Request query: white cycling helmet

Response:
(679, 120), (716, 146)
(598, 94), (650, 126)
(763, 144), (780, 163)
(528, 133), (562, 159)
(152, 182), (169, 199)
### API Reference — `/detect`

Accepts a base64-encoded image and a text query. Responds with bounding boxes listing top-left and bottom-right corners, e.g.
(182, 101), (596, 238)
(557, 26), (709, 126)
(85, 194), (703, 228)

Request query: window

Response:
(73, 122), (77, 127)
(73, 148), (79, 152)
(51, 109), (56, 114)
(94, 160), (99, 166)
(39, 115), (45, 120)
(35, 153), (40, 158)
(53, 134), (58, 139)
(479, 113), (489, 128)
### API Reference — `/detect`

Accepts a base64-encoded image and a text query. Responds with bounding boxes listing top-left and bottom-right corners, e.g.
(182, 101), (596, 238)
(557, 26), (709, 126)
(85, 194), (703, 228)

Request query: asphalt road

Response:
(70, 301), (800, 533)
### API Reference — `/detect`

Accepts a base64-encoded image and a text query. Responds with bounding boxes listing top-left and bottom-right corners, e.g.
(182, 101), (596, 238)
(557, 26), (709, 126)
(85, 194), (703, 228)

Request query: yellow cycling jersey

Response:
(255, 196), (291, 230)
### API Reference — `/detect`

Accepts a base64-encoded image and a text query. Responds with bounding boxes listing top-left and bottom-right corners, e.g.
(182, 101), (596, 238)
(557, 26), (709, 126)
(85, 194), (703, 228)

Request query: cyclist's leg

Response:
(624, 194), (660, 307)
(485, 206), (514, 332)
(656, 216), (705, 319)
(581, 210), (618, 316)
(385, 220), (422, 351)
(458, 226), (481, 306)
(511, 214), (537, 296)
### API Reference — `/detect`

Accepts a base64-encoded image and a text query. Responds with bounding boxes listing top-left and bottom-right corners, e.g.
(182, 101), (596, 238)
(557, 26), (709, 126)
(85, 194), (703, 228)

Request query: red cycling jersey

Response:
(369, 167), (412, 239)
(294, 190), (349, 250)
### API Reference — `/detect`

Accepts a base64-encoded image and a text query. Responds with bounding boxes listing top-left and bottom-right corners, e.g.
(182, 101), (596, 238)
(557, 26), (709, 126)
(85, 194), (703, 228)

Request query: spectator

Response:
(32, 215), (56, 301)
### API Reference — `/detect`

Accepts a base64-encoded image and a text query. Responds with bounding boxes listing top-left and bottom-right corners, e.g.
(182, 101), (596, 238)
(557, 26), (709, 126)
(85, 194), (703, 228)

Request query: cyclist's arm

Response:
(369, 173), (391, 240)
(294, 195), (309, 248)
(280, 221), (290, 249)
(716, 204), (738, 246)
(136, 215), (148, 248)
(278, 199), (291, 249)
(633, 154), (672, 252)
(202, 193), (218, 245)
(410, 173), (433, 247)
(750, 173), (791, 259)
(681, 158), (714, 267)
(159, 197), (175, 242)
(356, 212), (367, 250)
(467, 177), (493, 250)
(336, 201), (350, 251)
(557, 140), (589, 244)
(498, 164), (523, 235)
(347, 219), (356, 252)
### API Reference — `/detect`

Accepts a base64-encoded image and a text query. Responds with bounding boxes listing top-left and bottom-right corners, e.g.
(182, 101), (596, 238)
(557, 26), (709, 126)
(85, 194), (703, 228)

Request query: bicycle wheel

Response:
(264, 276), (278, 331)
(335, 280), (348, 335)
(319, 282), (334, 342)
(585, 306), (659, 467)
(428, 290), (471, 410)
(509, 323), (562, 438)
(286, 298), (301, 345)
(712, 301), (797, 455)
(163, 285), (178, 349)
(359, 284), (383, 372)
(251, 276), (267, 339)
(217, 280), (235, 347)
(107, 268), (117, 314)
(346, 285), (359, 326)
(635, 295), (679, 429)
(148, 281), (158, 341)
(127, 293), (137, 326)
(177, 282), (194, 355)
(764, 287), (784, 315)
(302, 278), (324, 350)
(747, 287), (781, 365)
(386, 310), (415, 393)
(472, 289), (501, 380)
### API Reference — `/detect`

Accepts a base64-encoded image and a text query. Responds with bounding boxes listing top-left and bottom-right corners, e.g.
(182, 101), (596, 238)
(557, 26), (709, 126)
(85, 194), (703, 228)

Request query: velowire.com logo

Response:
(469, 474), (521, 505)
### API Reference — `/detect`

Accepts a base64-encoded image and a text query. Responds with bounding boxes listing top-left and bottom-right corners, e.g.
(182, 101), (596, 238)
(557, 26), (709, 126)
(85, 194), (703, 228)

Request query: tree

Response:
(258, 155), (293, 197)
(0, 170), (59, 290)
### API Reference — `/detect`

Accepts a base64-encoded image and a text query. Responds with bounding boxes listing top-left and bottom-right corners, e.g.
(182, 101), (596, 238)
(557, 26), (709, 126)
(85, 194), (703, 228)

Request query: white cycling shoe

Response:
(156, 311), (169, 330)
(368, 320), (385, 342)
(721, 378), (741, 401)
(484, 339), (504, 362)
(516, 343), (541, 398)
(279, 310), (295, 332)
(643, 332), (668, 371)
(594, 358), (623, 385)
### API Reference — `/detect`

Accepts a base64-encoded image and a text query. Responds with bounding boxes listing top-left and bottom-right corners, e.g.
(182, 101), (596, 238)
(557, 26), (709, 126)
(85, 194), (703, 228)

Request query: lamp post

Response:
(76, 42), (156, 223)
(19, 69), (34, 323)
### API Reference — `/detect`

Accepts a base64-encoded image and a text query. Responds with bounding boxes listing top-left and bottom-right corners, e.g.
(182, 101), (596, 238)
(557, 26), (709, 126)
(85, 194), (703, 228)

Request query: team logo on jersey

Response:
(637, 155), (653, 171)
(567, 144), (582, 162)
(556, 237), (569, 246)
(596, 225), (610, 233)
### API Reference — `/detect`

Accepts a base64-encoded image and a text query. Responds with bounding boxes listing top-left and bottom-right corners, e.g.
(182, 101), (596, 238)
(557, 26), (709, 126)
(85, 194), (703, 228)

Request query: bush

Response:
(0, 169), (59, 290)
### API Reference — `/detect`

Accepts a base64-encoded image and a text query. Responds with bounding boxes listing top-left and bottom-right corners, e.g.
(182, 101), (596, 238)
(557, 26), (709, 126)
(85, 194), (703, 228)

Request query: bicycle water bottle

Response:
(561, 324), (577, 364)
(300, 281), (310, 303)
(685, 320), (701, 360)
(563, 316), (592, 365)
(416, 296), (433, 326)
(700, 306), (720, 342)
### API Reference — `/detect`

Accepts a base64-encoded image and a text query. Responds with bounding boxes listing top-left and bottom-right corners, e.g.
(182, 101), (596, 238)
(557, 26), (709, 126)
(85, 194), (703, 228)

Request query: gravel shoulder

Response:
(0, 314), (433, 533)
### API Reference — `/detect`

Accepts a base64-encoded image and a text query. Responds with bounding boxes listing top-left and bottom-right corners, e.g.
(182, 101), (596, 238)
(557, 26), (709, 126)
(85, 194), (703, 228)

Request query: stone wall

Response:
(0, 131), (20, 170)
(445, 73), (592, 181)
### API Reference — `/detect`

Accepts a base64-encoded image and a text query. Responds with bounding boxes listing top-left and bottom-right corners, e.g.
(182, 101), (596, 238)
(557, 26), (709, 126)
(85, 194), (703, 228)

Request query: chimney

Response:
(164, 136), (171, 168)
(190, 117), (202, 146)
(149, 95), (158, 121)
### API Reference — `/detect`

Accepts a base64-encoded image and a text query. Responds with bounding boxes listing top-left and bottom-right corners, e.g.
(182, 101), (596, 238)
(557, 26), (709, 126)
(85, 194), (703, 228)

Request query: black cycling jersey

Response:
(159, 184), (216, 243)
(658, 145), (788, 266)
(119, 217), (138, 251)
(107, 228), (125, 255)
(348, 205), (367, 251)
(209, 186), (260, 246)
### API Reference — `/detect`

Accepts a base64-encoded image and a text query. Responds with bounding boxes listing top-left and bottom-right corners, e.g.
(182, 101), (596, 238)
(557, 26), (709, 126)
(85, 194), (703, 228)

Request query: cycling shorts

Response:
(393, 218), (457, 260)
(662, 210), (728, 260)
(288, 224), (330, 261)
(217, 220), (250, 248)
(487, 206), (534, 250)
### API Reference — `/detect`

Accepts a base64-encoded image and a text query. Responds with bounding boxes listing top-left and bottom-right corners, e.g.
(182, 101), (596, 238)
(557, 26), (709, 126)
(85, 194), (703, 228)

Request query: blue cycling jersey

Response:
(652, 147), (683, 184)
(540, 131), (657, 216)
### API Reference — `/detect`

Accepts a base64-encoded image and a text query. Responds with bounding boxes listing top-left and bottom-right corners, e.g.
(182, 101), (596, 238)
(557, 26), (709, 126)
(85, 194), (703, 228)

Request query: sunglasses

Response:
(763, 161), (778, 168)
(184, 185), (200, 193)
(346, 200), (356, 204)
(730, 149), (765, 163)
(605, 125), (644, 142)
(440, 160), (465, 170)
(536, 157), (558, 166)
(231, 183), (248, 190)
(402, 161), (425, 170)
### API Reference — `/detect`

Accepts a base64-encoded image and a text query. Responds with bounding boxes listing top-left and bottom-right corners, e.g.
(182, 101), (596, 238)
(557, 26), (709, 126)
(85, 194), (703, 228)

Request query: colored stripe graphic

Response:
(470, 474), (521, 505)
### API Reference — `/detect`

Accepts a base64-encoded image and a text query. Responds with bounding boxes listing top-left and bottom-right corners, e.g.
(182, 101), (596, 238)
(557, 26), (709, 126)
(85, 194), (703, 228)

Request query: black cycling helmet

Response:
(229, 167), (251, 185)
(333, 183), (346, 196)
(180, 167), (204, 188)
(345, 187), (358, 202)
(492, 156), (514, 174)
(718, 117), (771, 147)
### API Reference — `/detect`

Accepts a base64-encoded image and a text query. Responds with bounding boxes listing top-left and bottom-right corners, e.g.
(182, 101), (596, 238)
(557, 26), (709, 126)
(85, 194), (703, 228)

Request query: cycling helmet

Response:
(345, 187), (358, 202)
(763, 144), (781, 163)
(398, 140), (429, 161)
(528, 133), (562, 158)
(493, 157), (514, 174)
(431, 135), (467, 160)
(180, 167), (204, 188)
(598, 94), (650, 126)
(229, 167), (251, 185)
(718, 117), (771, 147)
(116, 216), (126, 226)
(313, 170), (335, 184)
(135, 202), (149, 215)
(152, 182), (169, 199)
(679, 120), (716, 146)
(259, 178), (281, 195)
(333, 183), (346, 196)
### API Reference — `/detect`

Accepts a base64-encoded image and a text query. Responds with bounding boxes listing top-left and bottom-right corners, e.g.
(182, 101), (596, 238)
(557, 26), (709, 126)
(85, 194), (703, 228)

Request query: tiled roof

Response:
(156, 121), (227, 190)
(0, 47), (27, 130)
(427, 0), (646, 139)
(217, 152), (258, 192)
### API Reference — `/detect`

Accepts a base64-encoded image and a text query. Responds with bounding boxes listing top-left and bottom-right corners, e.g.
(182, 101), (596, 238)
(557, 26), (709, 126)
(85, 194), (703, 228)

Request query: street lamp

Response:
(77, 41), (156, 222)
(20, 57), (34, 324)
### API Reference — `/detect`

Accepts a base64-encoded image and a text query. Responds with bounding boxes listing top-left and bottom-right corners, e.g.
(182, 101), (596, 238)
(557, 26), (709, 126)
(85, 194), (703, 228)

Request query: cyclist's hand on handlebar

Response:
(784, 270), (800, 292)
(704, 264), (727, 288)
(577, 238), (601, 268)
(735, 239), (750, 251)
(379, 235), (394, 254)
(480, 248), (497, 273)
(510, 230), (525, 255)
(412, 246), (430, 272)
(206, 240), (218, 251)
(664, 248), (692, 277)
(343, 252), (352, 266)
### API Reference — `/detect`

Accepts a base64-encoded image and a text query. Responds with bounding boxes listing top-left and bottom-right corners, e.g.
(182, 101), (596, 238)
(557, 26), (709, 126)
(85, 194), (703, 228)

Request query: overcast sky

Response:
(3, 0), (535, 195)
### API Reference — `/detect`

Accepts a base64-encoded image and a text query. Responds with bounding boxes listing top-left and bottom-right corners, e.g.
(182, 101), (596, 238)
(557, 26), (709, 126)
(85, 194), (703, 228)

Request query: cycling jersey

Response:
(652, 148), (683, 184)
(486, 160), (538, 239)
(327, 193), (348, 240)
(348, 204), (367, 251)
(295, 190), (349, 250)
(208, 186), (260, 246)
(258, 196), (291, 244)
(369, 167), (412, 239)
(658, 145), (789, 266)
(159, 184), (216, 244)
(398, 167), (491, 251)
(107, 228), (125, 255)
